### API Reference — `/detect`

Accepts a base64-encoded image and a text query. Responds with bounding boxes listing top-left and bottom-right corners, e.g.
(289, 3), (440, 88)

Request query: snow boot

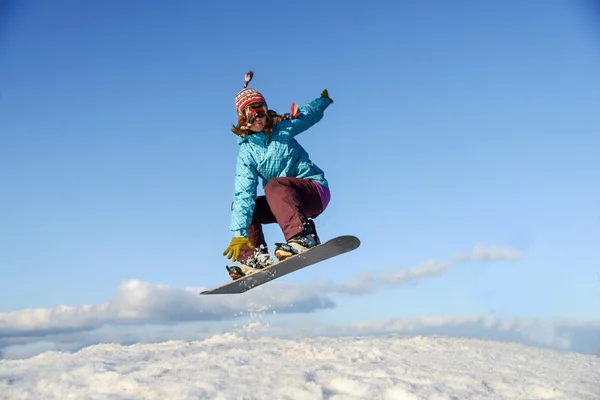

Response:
(226, 246), (273, 280)
(274, 219), (321, 261)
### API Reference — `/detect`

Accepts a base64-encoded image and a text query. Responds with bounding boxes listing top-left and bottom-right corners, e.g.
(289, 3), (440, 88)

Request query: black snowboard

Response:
(200, 235), (360, 295)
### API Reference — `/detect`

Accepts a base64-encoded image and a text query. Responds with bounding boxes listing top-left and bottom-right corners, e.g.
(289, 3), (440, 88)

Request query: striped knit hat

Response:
(233, 71), (301, 130)
(235, 71), (266, 115)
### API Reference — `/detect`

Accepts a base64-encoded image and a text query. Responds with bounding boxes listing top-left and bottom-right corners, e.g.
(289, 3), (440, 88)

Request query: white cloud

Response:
(0, 279), (336, 339)
(0, 259), (453, 340)
(312, 315), (600, 355)
(386, 259), (448, 284)
(0, 240), (523, 340)
(337, 260), (448, 295)
(0, 242), (529, 359)
(1, 313), (599, 360)
(453, 244), (523, 261)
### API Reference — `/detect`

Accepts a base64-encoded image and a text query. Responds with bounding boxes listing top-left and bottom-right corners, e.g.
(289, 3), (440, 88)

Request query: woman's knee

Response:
(264, 177), (289, 194)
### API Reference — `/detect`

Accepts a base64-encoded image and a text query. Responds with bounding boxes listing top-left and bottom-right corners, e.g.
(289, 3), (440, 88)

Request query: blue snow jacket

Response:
(230, 97), (332, 238)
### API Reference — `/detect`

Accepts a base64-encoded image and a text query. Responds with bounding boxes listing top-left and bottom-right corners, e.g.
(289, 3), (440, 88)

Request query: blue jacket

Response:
(230, 97), (331, 237)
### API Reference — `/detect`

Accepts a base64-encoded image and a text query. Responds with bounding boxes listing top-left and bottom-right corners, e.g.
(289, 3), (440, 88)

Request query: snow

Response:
(0, 332), (598, 399)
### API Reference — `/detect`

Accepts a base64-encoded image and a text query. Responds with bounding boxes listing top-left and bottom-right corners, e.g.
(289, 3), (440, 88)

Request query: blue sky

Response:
(1, 0), (599, 357)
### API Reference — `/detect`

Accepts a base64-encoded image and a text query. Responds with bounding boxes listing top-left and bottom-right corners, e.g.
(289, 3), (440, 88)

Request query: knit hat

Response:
(233, 71), (301, 130)
(235, 71), (266, 115)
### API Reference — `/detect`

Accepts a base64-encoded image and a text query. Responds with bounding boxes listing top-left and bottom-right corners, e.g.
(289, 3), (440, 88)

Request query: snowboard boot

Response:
(274, 219), (321, 261)
(226, 246), (274, 280)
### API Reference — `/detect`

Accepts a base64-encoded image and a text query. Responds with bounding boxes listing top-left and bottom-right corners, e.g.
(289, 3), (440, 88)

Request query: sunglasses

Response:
(245, 104), (267, 121)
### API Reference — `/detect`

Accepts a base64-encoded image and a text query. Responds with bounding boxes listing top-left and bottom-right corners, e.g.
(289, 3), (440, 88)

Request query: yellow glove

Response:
(223, 237), (253, 261)
(321, 89), (333, 103)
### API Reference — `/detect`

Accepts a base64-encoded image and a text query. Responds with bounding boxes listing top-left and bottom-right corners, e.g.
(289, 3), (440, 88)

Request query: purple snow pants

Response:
(238, 177), (327, 263)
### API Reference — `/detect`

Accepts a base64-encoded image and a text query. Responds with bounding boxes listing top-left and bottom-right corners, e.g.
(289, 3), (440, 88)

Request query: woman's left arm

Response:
(281, 90), (333, 137)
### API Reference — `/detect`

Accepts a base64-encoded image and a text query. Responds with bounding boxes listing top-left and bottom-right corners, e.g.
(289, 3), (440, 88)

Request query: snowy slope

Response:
(0, 334), (598, 399)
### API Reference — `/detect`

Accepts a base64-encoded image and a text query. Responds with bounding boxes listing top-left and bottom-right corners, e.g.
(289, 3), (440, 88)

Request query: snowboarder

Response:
(222, 71), (334, 280)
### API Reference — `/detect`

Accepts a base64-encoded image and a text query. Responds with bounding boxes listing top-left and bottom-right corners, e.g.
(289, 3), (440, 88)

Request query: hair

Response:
(231, 109), (284, 137)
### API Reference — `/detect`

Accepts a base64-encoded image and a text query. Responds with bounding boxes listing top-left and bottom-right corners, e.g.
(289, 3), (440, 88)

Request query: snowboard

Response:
(200, 235), (360, 295)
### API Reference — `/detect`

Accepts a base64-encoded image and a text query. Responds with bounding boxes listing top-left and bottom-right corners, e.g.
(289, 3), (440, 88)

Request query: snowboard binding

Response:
(226, 265), (245, 280)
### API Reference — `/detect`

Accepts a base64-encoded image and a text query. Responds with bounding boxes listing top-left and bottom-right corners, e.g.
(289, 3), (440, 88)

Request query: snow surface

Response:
(0, 331), (598, 400)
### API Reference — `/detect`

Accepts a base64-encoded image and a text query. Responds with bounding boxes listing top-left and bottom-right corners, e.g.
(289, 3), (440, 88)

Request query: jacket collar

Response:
(237, 131), (267, 145)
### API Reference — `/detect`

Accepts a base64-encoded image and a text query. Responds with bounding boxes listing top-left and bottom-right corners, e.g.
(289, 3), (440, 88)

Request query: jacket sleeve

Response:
(279, 97), (332, 137)
(229, 148), (258, 237)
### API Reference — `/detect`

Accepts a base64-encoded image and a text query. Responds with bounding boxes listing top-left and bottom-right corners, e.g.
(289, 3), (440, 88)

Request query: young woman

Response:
(222, 71), (334, 280)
